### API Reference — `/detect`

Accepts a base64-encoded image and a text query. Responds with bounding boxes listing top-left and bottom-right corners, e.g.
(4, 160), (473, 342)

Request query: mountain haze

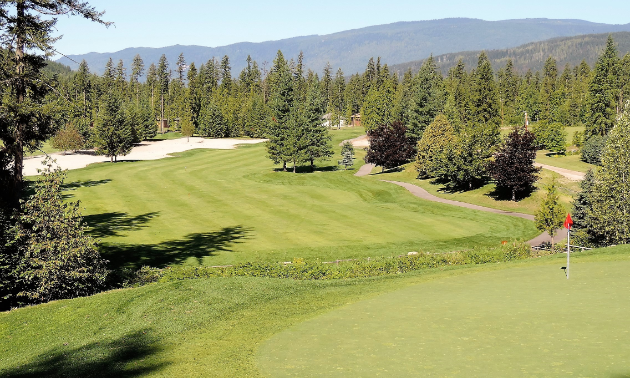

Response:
(390, 32), (630, 75)
(57, 18), (630, 76)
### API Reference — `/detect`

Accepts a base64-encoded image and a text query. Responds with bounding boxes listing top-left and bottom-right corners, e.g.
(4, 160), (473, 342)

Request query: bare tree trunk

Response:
(283, 161), (286, 172)
(310, 158), (314, 172)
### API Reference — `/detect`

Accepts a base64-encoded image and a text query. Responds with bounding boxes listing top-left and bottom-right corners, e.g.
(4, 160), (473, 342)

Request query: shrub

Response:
(581, 135), (608, 165)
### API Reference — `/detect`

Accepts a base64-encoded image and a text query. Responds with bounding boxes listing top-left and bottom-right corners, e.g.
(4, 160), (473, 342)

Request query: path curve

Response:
(354, 172), (566, 246)
(354, 163), (375, 177)
(24, 137), (267, 176)
(534, 163), (585, 181)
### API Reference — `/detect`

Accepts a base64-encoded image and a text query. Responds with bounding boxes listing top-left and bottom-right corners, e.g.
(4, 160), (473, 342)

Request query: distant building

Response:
(351, 113), (361, 127)
(322, 113), (347, 128)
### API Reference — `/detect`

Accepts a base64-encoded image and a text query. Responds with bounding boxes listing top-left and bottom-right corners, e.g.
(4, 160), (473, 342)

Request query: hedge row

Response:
(124, 242), (539, 286)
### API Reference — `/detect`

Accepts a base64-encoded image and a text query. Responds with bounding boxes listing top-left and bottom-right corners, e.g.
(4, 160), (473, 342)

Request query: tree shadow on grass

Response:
(486, 185), (535, 202)
(101, 225), (252, 270)
(1, 329), (167, 378)
(62, 179), (112, 190)
(272, 165), (338, 173)
(82, 212), (160, 238)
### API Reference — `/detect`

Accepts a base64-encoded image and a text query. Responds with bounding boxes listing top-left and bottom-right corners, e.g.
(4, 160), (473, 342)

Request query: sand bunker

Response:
(24, 137), (266, 176)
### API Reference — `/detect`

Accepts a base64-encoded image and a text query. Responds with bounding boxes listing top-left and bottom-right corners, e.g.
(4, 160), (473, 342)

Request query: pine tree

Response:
(535, 176), (565, 248)
(7, 160), (107, 307)
(540, 56), (558, 122)
(266, 51), (294, 170)
(340, 142), (355, 169)
(198, 100), (227, 138)
(488, 125), (540, 201)
(572, 169), (596, 230)
(0, 0), (109, 213)
(220, 55), (232, 92)
(586, 35), (620, 137)
(470, 52), (500, 126)
(130, 54), (145, 103)
(407, 56), (446, 140)
(176, 53), (186, 84)
(93, 92), (134, 162)
(302, 83), (333, 170)
(587, 102), (630, 244)
(157, 54), (170, 129)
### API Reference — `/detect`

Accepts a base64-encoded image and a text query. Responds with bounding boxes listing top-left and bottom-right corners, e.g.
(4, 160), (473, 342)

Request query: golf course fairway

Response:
(258, 258), (630, 377)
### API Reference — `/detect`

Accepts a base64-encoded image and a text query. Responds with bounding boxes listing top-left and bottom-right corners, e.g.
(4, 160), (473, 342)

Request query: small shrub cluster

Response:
(126, 243), (533, 286)
(581, 135), (608, 165)
(531, 121), (567, 154)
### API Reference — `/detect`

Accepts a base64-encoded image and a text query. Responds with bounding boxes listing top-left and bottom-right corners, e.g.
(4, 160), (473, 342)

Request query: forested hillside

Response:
(55, 18), (630, 76)
(391, 32), (630, 75)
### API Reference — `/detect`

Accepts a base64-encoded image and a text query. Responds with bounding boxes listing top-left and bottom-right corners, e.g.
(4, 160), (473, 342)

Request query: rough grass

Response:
(1, 245), (628, 377)
(33, 127), (537, 269)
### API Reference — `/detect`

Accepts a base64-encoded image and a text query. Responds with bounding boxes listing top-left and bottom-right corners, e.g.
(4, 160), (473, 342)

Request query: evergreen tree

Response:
(220, 55), (232, 92)
(176, 53), (186, 84)
(301, 83), (333, 170)
(102, 57), (115, 90)
(130, 54), (145, 103)
(488, 125), (540, 201)
(407, 56), (446, 140)
(572, 169), (596, 231)
(93, 92), (134, 162)
(470, 52), (500, 126)
(340, 141), (355, 169)
(266, 51), (294, 170)
(157, 54), (170, 127)
(0, 0), (109, 213)
(540, 56), (558, 121)
(535, 176), (565, 248)
(6, 161), (107, 307)
(198, 100), (228, 138)
(586, 35), (620, 137)
(329, 68), (346, 129)
(587, 103), (630, 244)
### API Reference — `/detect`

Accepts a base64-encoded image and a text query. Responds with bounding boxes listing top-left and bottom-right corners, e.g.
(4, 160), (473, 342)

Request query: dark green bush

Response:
(581, 135), (608, 165)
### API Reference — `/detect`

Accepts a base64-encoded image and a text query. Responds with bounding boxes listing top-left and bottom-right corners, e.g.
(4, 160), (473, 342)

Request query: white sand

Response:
(24, 137), (267, 176)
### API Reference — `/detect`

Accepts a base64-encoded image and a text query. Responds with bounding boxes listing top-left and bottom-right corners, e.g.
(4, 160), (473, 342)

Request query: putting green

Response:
(258, 259), (630, 377)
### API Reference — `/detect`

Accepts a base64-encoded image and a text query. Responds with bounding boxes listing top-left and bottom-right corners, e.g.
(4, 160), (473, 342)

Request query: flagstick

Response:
(567, 228), (570, 280)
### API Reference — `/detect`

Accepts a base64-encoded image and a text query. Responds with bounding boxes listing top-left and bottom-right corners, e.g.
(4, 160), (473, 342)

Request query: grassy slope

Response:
(259, 246), (630, 377)
(368, 164), (580, 216)
(42, 128), (536, 269)
(1, 245), (628, 377)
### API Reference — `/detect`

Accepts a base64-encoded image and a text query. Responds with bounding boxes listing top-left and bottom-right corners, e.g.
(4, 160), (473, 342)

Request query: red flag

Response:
(564, 213), (573, 230)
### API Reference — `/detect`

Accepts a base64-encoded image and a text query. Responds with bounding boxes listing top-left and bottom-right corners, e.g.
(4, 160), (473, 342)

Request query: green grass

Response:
(24, 141), (61, 157)
(258, 246), (630, 377)
(33, 127), (536, 269)
(368, 164), (580, 216)
(536, 151), (595, 173)
(150, 132), (183, 140)
(1, 245), (628, 377)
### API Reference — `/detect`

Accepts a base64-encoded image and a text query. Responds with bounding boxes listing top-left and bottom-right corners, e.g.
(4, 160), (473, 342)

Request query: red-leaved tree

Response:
(365, 121), (416, 171)
(488, 125), (540, 201)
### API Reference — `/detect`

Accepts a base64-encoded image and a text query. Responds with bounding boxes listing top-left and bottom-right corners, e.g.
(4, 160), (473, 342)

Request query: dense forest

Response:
(391, 31), (630, 75)
(45, 35), (629, 168)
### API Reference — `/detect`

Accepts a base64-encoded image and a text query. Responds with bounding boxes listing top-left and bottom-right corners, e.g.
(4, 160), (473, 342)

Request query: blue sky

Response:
(53, 0), (630, 56)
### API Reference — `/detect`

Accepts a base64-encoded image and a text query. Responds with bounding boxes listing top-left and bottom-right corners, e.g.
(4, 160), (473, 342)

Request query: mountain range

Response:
(56, 18), (630, 77)
(390, 31), (630, 75)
